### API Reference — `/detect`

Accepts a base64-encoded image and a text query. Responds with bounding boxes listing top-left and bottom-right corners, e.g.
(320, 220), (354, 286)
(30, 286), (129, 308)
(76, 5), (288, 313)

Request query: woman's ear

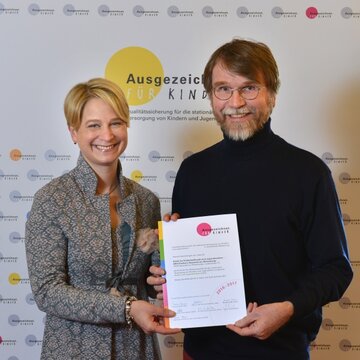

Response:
(69, 126), (78, 144)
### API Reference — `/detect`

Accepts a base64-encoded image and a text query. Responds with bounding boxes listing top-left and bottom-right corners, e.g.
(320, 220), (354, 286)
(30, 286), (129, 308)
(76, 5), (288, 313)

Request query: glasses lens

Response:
(241, 87), (259, 100)
(214, 87), (232, 100)
(213, 86), (260, 100)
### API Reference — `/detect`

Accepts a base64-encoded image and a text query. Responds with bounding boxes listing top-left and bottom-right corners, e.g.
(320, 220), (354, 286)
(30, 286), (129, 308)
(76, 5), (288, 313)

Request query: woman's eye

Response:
(112, 121), (124, 127)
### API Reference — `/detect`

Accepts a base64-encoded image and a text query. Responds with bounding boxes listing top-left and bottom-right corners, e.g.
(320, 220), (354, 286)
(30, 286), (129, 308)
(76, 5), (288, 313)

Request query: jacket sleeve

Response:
(25, 187), (128, 325)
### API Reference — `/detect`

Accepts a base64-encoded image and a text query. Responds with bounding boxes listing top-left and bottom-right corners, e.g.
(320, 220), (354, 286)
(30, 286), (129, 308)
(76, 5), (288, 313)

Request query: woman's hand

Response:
(147, 266), (166, 300)
(130, 300), (181, 335)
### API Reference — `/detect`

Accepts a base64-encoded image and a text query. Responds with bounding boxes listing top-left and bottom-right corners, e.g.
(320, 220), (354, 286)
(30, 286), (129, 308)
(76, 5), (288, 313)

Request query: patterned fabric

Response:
(25, 154), (162, 360)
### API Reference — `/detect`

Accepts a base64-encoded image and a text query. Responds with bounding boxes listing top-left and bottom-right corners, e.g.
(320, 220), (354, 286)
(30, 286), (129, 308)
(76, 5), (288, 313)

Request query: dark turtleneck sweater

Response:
(172, 119), (352, 360)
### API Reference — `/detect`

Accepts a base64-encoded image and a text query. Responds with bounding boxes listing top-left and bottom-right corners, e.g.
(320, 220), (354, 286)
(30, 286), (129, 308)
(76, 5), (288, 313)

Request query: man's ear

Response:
(270, 93), (276, 109)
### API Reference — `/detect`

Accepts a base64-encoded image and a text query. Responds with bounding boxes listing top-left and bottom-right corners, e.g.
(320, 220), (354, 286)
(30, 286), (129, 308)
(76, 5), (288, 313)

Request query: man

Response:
(149, 39), (353, 359)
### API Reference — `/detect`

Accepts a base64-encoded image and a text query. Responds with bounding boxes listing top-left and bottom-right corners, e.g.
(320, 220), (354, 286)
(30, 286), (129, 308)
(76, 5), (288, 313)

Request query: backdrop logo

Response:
(130, 170), (157, 183)
(149, 151), (174, 163)
(202, 6), (228, 18)
(306, 7), (332, 19)
(165, 170), (176, 182)
(10, 149), (21, 161)
(132, 5), (159, 17)
(341, 7), (360, 19)
(183, 151), (193, 159)
(106, 47), (164, 106)
(27, 169), (53, 181)
(339, 172), (351, 184)
(237, 7), (249, 18)
(306, 7), (318, 19)
(25, 334), (42, 347)
(167, 6), (193, 17)
(164, 335), (176, 348)
(120, 152), (140, 162)
(9, 148), (36, 161)
(8, 273), (21, 285)
(131, 170), (143, 182)
(63, 4), (89, 16)
(0, 170), (19, 180)
(10, 232), (23, 244)
(321, 152), (348, 164)
(272, 7), (297, 18)
(28, 3), (55, 15)
(26, 293), (36, 305)
(237, 7), (263, 18)
(0, 4), (19, 15)
(339, 297), (351, 309)
(9, 191), (34, 203)
(149, 150), (161, 162)
(197, 222), (212, 236)
(98, 5), (124, 17)
(339, 339), (352, 352)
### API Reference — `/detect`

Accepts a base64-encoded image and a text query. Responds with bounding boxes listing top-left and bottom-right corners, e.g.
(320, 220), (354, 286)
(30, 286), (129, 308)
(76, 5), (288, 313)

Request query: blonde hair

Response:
(64, 78), (130, 130)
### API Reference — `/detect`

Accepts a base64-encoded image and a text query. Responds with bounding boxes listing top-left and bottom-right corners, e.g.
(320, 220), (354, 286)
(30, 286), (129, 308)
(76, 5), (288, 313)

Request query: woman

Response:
(25, 78), (179, 360)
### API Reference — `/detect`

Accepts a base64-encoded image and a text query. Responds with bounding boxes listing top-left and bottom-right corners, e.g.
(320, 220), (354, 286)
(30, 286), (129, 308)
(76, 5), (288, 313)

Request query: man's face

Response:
(210, 62), (276, 141)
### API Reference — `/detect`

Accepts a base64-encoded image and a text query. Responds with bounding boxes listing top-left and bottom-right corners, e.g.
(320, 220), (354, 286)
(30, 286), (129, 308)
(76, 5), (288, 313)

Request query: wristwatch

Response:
(125, 296), (137, 326)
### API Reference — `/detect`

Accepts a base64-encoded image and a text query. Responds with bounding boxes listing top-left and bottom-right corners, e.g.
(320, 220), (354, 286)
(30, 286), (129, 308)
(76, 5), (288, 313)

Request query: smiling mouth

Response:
(227, 113), (249, 118)
(222, 108), (251, 118)
(93, 144), (116, 152)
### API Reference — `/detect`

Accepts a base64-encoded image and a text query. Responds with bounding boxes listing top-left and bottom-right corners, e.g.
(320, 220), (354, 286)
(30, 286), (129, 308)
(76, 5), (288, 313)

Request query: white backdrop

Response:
(0, 1), (359, 359)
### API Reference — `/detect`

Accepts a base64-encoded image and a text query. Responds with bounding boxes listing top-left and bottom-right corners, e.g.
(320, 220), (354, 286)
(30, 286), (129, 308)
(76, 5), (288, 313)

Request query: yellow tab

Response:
(158, 220), (163, 240)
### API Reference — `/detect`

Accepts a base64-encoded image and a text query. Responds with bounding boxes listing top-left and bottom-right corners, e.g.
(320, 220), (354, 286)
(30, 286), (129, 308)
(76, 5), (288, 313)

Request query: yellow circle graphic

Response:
(10, 149), (22, 161)
(105, 47), (164, 106)
(131, 170), (143, 183)
(9, 272), (21, 285)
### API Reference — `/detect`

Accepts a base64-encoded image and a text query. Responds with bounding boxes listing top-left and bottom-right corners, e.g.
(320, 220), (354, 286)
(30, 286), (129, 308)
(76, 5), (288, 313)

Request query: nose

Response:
(100, 125), (115, 140)
(228, 89), (246, 107)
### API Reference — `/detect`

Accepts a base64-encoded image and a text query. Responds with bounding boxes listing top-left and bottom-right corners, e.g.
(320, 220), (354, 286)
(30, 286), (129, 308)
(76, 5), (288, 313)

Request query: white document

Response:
(159, 213), (246, 329)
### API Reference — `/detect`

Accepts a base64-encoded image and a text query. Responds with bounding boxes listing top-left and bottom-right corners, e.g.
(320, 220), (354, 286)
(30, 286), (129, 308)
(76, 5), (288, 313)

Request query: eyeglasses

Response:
(213, 85), (263, 101)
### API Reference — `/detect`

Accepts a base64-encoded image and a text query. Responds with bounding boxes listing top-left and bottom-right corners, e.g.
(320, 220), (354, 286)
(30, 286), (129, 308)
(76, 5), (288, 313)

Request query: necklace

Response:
(97, 181), (119, 195)
(108, 181), (119, 195)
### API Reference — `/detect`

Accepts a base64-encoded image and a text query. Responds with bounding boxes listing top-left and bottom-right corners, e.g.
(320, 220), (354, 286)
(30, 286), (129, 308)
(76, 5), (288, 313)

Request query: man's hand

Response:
(162, 212), (180, 222)
(226, 301), (294, 340)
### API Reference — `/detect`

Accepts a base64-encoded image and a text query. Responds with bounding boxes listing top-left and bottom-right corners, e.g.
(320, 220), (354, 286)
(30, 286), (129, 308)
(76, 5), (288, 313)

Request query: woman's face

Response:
(69, 97), (128, 173)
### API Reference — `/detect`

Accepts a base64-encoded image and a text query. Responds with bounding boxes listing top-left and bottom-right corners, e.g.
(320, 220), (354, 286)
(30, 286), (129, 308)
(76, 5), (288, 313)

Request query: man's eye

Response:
(218, 86), (231, 92)
(242, 85), (257, 92)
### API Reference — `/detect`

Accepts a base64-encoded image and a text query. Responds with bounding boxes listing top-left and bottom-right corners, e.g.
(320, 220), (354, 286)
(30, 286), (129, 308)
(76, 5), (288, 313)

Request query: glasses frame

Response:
(212, 85), (264, 101)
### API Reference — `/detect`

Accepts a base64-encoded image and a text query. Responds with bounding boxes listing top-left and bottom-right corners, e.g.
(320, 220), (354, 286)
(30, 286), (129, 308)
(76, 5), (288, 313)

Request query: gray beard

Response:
(222, 124), (257, 141)
(220, 118), (266, 141)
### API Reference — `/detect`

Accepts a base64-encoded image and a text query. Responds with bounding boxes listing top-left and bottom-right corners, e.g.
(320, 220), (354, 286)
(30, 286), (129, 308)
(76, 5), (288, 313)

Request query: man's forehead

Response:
(212, 62), (265, 85)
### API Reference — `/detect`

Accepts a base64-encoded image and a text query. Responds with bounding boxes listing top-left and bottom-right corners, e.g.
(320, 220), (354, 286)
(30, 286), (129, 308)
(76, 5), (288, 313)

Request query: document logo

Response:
(197, 222), (212, 236)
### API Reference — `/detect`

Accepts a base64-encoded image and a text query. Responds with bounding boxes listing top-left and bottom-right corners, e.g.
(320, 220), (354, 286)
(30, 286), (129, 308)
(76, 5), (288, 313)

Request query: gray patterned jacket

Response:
(25, 155), (162, 359)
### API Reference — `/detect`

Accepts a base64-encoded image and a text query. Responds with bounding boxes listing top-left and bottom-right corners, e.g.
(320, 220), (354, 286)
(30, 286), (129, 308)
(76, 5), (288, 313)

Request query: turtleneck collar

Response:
(220, 118), (275, 156)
